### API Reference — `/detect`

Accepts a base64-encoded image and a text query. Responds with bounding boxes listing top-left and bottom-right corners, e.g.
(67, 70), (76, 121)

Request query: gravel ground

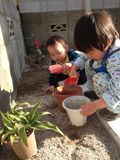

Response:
(0, 54), (120, 160)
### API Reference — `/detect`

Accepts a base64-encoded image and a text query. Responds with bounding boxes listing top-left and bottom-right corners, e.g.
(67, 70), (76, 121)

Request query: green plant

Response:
(0, 97), (64, 147)
(25, 33), (45, 58)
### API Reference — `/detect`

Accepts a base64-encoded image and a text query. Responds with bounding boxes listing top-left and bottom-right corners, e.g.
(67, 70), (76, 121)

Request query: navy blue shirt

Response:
(49, 50), (86, 87)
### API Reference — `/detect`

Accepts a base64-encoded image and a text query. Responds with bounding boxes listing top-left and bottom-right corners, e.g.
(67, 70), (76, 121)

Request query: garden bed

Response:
(0, 54), (120, 160)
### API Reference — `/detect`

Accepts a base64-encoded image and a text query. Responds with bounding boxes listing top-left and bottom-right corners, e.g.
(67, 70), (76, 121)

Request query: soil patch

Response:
(66, 100), (86, 109)
(0, 54), (120, 160)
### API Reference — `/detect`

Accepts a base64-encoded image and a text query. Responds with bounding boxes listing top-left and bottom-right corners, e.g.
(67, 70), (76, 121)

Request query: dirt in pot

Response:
(55, 88), (68, 95)
(66, 99), (87, 109)
(65, 84), (76, 90)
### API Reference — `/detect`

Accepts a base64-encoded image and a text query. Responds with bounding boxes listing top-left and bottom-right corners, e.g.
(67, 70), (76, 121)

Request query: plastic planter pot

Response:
(4, 130), (37, 159)
(53, 86), (83, 111)
(62, 95), (91, 126)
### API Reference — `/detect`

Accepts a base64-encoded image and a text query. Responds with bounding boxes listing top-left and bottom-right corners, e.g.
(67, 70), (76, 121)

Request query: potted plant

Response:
(0, 97), (64, 159)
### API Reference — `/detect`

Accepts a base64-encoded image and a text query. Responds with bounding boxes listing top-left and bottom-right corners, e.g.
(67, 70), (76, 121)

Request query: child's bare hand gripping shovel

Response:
(49, 64), (72, 74)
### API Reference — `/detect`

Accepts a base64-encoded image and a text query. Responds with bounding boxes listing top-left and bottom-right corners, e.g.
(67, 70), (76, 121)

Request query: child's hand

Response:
(80, 101), (97, 116)
(62, 63), (72, 71)
(69, 68), (78, 77)
(80, 98), (107, 116)
(45, 86), (54, 92)
(76, 72), (80, 77)
(69, 63), (80, 77)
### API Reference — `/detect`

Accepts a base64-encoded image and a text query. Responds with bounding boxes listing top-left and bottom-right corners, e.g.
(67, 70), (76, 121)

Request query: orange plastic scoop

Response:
(49, 64), (72, 74)
(64, 76), (78, 90)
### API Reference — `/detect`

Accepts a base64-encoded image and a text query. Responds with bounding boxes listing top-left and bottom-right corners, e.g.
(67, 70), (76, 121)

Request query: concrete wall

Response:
(20, 10), (83, 52)
(18, 0), (83, 51)
(18, 0), (120, 51)
(0, 0), (26, 116)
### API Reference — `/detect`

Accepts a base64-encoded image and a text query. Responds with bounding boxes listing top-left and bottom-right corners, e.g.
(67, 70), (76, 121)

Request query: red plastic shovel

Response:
(49, 64), (72, 74)
(64, 76), (78, 90)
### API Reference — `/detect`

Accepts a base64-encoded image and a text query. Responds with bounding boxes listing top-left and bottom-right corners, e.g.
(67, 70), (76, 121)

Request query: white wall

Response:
(18, 0), (83, 13)
(18, 0), (120, 13)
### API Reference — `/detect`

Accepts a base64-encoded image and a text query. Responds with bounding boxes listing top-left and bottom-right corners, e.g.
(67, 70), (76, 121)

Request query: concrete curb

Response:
(96, 109), (120, 150)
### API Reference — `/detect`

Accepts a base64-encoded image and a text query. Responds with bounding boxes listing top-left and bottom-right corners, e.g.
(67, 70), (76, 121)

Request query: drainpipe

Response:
(83, 0), (91, 14)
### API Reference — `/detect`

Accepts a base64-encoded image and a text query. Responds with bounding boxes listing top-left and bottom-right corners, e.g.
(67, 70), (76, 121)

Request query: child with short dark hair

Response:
(70, 11), (120, 121)
(45, 35), (87, 92)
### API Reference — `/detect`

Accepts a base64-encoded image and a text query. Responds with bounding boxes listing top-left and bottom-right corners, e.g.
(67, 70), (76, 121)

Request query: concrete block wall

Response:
(18, 0), (83, 51)
(18, 0), (120, 51)
(20, 10), (83, 53)
(0, 0), (26, 116)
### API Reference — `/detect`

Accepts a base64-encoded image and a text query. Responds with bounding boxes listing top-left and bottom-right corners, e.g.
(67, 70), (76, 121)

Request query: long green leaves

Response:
(14, 102), (30, 110)
(0, 98), (65, 147)
(28, 100), (42, 122)
(0, 127), (4, 134)
(31, 121), (64, 136)
(31, 112), (51, 125)
(18, 126), (28, 147)
(10, 134), (16, 145)
(8, 113), (28, 124)
(0, 112), (14, 130)
(1, 130), (16, 145)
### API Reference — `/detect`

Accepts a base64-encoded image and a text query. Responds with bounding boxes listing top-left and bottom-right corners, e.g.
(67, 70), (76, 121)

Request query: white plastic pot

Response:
(62, 95), (90, 126)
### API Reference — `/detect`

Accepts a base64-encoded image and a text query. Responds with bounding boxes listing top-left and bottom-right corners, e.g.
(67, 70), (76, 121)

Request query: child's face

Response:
(86, 46), (108, 61)
(47, 42), (68, 63)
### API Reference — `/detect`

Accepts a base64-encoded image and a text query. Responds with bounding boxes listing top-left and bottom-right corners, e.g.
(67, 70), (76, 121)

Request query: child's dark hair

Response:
(46, 35), (67, 49)
(74, 11), (119, 53)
